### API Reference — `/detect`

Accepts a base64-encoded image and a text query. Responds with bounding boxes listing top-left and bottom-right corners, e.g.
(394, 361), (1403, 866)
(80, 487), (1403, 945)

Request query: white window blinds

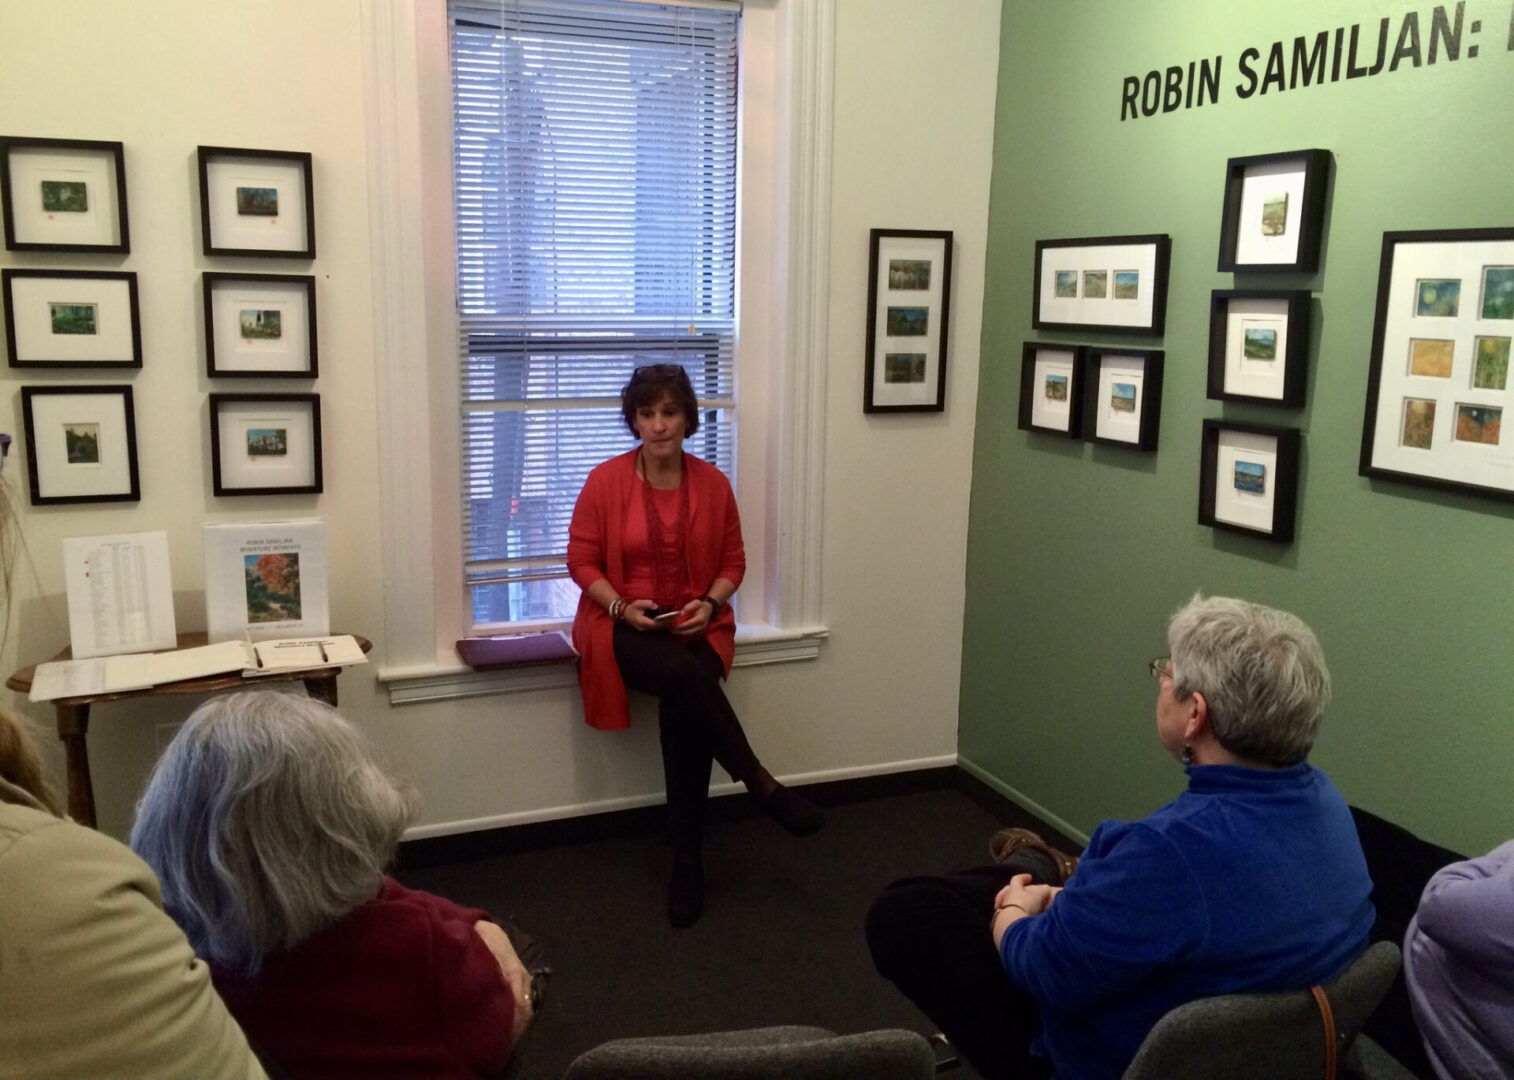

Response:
(450, 0), (740, 627)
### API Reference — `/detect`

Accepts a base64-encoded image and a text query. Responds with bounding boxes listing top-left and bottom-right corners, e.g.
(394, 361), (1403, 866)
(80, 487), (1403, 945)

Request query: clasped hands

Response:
(991, 873), (1061, 947)
(623, 597), (712, 636)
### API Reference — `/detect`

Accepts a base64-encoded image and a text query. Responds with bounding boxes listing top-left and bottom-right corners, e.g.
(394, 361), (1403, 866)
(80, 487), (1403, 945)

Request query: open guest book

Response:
(28, 634), (367, 703)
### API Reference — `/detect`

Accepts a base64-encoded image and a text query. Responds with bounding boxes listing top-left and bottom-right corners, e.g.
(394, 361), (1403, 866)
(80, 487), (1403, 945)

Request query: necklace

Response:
(640, 450), (689, 606)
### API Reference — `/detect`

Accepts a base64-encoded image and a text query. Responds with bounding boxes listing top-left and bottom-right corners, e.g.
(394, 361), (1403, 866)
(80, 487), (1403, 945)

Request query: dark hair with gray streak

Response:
(1168, 594), (1330, 767)
(130, 691), (418, 972)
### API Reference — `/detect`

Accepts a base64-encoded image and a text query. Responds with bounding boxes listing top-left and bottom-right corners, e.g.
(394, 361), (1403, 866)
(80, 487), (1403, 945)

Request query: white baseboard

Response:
(957, 755), (1091, 846)
(402, 753), (957, 840)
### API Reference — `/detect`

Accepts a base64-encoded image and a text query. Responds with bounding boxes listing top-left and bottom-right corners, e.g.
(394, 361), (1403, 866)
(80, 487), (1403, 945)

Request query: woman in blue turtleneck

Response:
(867, 595), (1375, 1080)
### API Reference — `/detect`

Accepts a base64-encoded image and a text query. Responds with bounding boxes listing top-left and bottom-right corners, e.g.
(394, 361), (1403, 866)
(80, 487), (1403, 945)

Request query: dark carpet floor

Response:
(395, 778), (1066, 1080)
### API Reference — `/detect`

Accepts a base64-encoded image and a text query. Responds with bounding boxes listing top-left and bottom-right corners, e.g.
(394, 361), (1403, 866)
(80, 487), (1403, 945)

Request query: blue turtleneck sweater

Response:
(1000, 763), (1374, 1079)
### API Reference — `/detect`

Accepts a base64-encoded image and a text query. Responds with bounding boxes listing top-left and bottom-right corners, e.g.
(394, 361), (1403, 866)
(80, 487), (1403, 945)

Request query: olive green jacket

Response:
(0, 779), (265, 1079)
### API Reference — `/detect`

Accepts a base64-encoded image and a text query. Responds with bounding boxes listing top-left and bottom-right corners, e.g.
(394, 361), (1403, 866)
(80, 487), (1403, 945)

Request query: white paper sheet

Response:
(62, 531), (176, 659)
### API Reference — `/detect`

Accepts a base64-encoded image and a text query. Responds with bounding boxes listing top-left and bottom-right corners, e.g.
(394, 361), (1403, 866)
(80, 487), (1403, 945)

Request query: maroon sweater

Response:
(210, 878), (515, 1080)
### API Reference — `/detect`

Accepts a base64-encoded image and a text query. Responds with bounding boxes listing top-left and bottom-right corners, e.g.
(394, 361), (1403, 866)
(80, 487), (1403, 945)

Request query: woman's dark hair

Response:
(621, 364), (700, 437)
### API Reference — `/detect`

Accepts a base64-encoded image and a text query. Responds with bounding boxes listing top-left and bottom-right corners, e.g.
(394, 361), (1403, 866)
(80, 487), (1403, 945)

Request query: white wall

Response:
(0, 0), (1001, 841)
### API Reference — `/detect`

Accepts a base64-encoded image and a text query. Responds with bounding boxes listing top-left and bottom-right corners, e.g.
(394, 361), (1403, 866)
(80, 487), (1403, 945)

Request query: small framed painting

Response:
(1032, 234), (1171, 335)
(203, 272), (318, 377)
(20, 385), (140, 505)
(198, 146), (315, 258)
(3, 269), (142, 369)
(1360, 227), (1514, 501)
(1198, 419), (1300, 543)
(1082, 348), (1163, 451)
(0, 136), (130, 252)
(1018, 343), (1084, 437)
(863, 228), (953, 413)
(210, 393), (323, 496)
(1207, 289), (1311, 406)
(1216, 149), (1331, 273)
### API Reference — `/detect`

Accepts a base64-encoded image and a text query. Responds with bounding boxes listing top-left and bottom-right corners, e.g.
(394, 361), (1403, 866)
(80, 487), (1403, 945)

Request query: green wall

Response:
(962, 0), (1514, 856)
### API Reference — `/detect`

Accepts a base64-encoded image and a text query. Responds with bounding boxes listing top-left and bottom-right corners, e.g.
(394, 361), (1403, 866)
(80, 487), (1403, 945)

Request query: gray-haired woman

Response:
(131, 690), (535, 1080)
(866, 595), (1375, 1080)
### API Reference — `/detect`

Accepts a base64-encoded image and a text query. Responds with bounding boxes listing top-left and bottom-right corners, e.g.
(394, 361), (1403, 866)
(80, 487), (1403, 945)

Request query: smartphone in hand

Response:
(648, 606), (680, 626)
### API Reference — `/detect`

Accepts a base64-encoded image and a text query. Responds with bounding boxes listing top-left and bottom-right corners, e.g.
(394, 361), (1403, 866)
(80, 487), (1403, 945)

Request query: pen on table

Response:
(319, 642), (329, 664)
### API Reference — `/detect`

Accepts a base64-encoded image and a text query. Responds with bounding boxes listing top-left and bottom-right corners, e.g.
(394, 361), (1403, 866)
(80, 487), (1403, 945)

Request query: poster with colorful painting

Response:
(203, 519), (329, 643)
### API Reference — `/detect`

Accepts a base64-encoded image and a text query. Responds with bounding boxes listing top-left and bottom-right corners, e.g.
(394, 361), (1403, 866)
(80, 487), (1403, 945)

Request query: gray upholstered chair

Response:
(563, 1024), (937, 1080)
(1123, 941), (1415, 1080)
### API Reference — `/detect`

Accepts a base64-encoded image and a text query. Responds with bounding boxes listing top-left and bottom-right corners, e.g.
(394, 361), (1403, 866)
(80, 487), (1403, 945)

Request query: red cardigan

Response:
(210, 878), (515, 1080)
(566, 449), (745, 730)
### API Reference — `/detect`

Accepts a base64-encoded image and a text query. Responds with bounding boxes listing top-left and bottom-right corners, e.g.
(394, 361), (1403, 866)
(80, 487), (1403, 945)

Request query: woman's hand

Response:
(990, 873), (1060, 949)
(621, 598), (662, 631)
(671, 597), (714, 636)
(994, 874), (1059, 917)
(473, 920), (534, 1043)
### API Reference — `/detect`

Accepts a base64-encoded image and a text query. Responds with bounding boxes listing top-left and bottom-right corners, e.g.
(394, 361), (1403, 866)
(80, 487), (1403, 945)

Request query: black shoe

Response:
(766, 783), (825, 837)
(668, 855), (704, 928)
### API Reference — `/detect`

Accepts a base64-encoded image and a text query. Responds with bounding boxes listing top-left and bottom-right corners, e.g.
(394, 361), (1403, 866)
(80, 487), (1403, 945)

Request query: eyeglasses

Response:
(1148, 657), (1172, 680)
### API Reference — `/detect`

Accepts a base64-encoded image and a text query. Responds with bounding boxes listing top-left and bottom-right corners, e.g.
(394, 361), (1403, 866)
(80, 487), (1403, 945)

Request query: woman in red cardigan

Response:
(567, 364), (823, 927)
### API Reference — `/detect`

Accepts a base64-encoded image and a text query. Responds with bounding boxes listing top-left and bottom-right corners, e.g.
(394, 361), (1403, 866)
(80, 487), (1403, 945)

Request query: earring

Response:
(1181, 745), (1194, 766)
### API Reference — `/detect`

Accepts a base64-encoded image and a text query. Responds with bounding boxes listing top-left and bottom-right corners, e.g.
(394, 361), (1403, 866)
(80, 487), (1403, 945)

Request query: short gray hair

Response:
(1168, 594), (1330, 767)
(130, 691), (418, 972)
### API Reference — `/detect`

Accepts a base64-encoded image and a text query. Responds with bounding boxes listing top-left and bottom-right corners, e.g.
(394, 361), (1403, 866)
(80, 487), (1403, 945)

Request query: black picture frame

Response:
(0, 136), (130, 253)
(1032, 234), (1171, 336)
(1198, 419), (1300, 543)
(1207, 289), (1311, 406)
(20, 385), (140, 505)
(1082, 348), (1163, 451)
(1359, 227), (1514, 501)
(203, 272), (318, 378)
(4, 269), (142, 369)
(1018, 342), (1085, 437)
(209, 392), (323, 496)
(1216, 148), (1331, 274)
(197, 145), (316, 259)
(863, 228), (953, 413)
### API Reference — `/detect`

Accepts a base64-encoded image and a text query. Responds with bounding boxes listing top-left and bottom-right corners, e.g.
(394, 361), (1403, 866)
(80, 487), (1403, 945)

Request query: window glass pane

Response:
(450, 0), (739, 626)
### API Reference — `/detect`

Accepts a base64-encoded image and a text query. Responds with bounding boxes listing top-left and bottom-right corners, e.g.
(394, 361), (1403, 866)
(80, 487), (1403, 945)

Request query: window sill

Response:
(377, 623), (829, 706)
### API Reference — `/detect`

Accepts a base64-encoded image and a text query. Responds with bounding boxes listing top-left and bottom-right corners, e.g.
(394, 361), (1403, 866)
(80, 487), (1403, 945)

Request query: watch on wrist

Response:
(700, 594), (723, 617)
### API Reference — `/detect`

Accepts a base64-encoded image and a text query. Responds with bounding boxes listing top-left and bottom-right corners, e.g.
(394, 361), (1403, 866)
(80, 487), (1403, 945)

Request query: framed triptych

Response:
(863, 229), (953, 413)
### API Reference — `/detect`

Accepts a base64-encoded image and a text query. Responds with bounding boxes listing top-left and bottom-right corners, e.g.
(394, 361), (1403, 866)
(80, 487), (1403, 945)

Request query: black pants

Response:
(865, 856), (1058, 1080)
(612, 623), (760, 851)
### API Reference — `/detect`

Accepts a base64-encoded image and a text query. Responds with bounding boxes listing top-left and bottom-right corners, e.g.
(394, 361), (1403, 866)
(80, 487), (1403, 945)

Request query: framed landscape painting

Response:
(3, 269), (142, 369)
(0, 136), (129, 252)
(1199, 419), (1299, 543)
(1018, 343), (1084, 437)
(1207, 289), (1311, 406)
(1082, 348), (1163, 451)
(210, 393), (323, 496)
(198, 146), (315, 258)
(1360, 227), (1514, 501)
(1032, 234), (1170, 335)
(203, 272), (318, 377)
(1216, 149), (1331, 273)
(863, 228), (953, 413)
(20, 385), (140, 505)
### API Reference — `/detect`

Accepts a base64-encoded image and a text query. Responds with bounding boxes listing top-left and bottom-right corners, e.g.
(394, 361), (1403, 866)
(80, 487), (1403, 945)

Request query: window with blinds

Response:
(450, 0), (740, 627)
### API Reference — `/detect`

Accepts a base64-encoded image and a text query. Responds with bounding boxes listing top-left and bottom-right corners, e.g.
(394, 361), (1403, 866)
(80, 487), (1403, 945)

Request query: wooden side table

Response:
(6, 632), (372, 828)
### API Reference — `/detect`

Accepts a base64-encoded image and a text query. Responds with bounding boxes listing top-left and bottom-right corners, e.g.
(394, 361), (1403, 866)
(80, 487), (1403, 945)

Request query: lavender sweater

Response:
(1404, 839), (1514, 1080)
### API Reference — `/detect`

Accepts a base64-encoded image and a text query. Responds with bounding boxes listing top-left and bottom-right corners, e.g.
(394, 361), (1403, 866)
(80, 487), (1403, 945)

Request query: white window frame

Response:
(360, 0), (833, 703)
